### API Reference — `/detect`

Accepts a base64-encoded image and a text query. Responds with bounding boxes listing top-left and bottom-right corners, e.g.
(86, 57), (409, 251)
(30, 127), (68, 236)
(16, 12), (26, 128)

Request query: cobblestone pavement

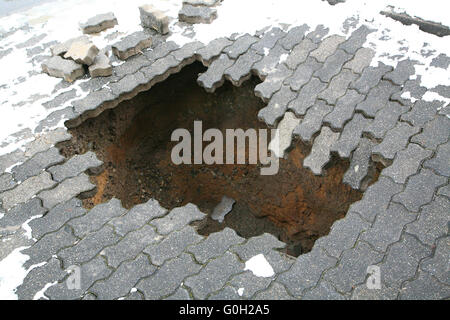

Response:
(0, 20), (449, 300)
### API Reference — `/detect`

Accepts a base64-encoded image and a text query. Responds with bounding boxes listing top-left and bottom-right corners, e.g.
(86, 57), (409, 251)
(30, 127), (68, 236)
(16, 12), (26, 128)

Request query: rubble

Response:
(79, 12), (118, 34)
(41, 55), (85, 82)
(139, 4), (170, 34)
(64, 41), (99, 66)
(112, 31), (153, 60)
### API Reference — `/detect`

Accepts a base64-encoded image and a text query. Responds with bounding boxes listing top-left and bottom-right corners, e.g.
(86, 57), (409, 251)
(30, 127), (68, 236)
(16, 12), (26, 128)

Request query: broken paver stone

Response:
(88, 53), (112, 78)
(80, 12), (118, 34)
(64, 41), (99, 66)
(50, 36), (90, 56)
(139, 4), (170, 35)
(41, 55), (85, 82)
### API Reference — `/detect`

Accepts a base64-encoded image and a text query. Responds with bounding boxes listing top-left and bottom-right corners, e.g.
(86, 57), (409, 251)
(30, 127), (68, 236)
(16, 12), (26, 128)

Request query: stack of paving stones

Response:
(178, 0), (221, 24)
(1, 20), (449, 300)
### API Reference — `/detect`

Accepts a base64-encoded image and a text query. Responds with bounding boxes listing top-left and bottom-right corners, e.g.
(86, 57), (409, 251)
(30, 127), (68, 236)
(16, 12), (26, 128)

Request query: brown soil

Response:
(59, 62), (371, 256)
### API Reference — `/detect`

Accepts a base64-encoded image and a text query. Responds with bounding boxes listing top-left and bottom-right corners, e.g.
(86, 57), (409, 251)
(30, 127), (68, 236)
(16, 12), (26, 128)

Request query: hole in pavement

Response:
(59, 61), (376, 257)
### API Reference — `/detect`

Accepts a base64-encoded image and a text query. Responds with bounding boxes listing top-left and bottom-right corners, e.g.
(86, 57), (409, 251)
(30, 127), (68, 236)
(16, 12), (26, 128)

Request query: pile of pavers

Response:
(178, 0), (221, 24)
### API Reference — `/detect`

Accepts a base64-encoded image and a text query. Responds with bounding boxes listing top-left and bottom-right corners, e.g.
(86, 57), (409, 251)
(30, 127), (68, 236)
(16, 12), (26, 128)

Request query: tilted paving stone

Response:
(313, 49), (352, 83)
(109, 71), (147, 96)
(391, 77), (427, 106)
(364, 101), (410, 139)
(48, 151), (103, 183)
(270, 111), (300, 158)
(224, 49), (262, 86)
(253, 282), (295, 300)
(79, 12), (118, 34)
(257, 84), (297, 126)
(343, 47), (375, 74)
(254, 64), (292, 102)
(37, 173), (95, 209)
(224, 34), (259, 59)
(350, 62), (392, 94)
(284, 38), (318, 70)
(171, 41), (205, 62)
(288, 77), (328, 116)
(139, 4), (169, 35)
(278, 246), (337, 297)
(196, 37), (233, 65)
(383, 59), (416, 86)
(0, 173), (17, 193)
(72, 88), (115, 115)
(339, 25), (374, 54)
(421, 236), (450, 284)
(349, 176), (403, 222)
(112, 31), (153, 60)
(323, 241), (384, 293)
(399, 270), (450, 300)
(197, 53), (234, 92)
(437, 183), (450, 198)
(187, 228), (244, 264)
(137, 253), (202, 299)
(318, 69), (358, 105)
(16, 257), (67, 300)
(178, 4), (217, 24)
(393, 168), (447, 212)
(63, 41), (99, 66)
(91, 254), (156, 300)
(252, 43), (288, 79)
(310, 35), (345, 63)
(361, 203), (417, 253)
(411, 115), (450, 150)
(279, 24), (309, 50)
(145, 225), (203, 266)
(58, 225), (120, 267)
(331, 113), (372, 158)
(343, 138), (376, 190)
(0, 198), (46, 236)
(293, 100), (333, 143)
(41, 55), (85, 82)
(231, 233), (286, 261)
(405, 196), (450, 246)
(322, 89), (365, 129)
(285, 56), (322, 92)
(302, 280), (345, 300)
(45, 256), (112, 300)
(382, 143), (433, 184)
(303, 126), (340, 175)
(164, 287), (192, 300)
(305, 24), (329, 44)
(355, 80), (401, 117)
(103, 225), (160, 269)
(251, 27), (286, 55)
(109, 199), (167, 237)
(23, 128), (72, 158)
(208, 286), (242, 300)
(0, 172), (56, 210)
(371, 122), (421, 164)
(400, 100), (441, 127)
(228, 271), (272, 299)
(50, 36), (90, 56)
(424, 140), (450, 177)
(151, 203), (205, 235)
(185, 251), (244, 299)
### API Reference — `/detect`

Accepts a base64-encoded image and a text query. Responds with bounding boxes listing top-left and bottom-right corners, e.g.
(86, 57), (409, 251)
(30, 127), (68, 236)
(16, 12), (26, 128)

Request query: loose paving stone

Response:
(185, 252), (244, 299)
(372, 122), (421, 164)
(258, 84), (297, 126)
(314, 49), (352, 83)
(164, 287), (192, 300)
(303, 126), (340, 175)
(411, 115), (450, 150)
(229, 271), (272, 298)
(231, 233), (286, 261)
(284, 38), (317, 70)
(383, 59), (416, 85)
(302, 280), (345, 300)
(401, 100), (442, 127)
(351, 62), (392, 94)
(331, 113), (372, 158)
(69, 198), (126, 238)
(224, 49), (262, 86)
(421, 236), (450, 284)
(11, 147), (64, 183)
(38, 173), (96, 210)
(183, 0), (220, 6)
(293, 100), (333, 143)
(286, 57), (322, 91)
(188, 228), (245, 264)
(251, 27), (285, 55)
(41, 56), (85, 82)
(91, 254), (156, 300)
(278, 246), (337, 296)
(224, 34), (258, 59)
(58, 225), (120, 267)
(28, 198), (86, 240)
(137, 253), (202, 299)
(197, 53), (234, 92)
(16, 257), (66, 300)
(112, 31), (153, 60)
(254, 64), (292, 102)
(64, 41), (99, 66)
(0, 173), (16, 193)
(343, 138), (376, 190)
(139, 4), (169, 35)
(406, 196), (450, 246)
(151, 203), (205, 235)
(252, 43), (289, 79)
(364, 101), (410, 139)
(145, 226), (202, 266)
(343, 47), (375, 73)
(50, 36), (90, 56)
(196, 37), (232, 65)
(288, 77), (327, 116)
(349, 176), (403, 222)
(101, 225), (160, 268)
(399, 270), (450, 300)
(48, 151), (103, 183)
(424, 141), (450, 177)
(72, 88), (115, 115)
(322, 89), (365, 129)
(270, 111), (301, 158)
(361, 203), (416, 252)
(254, 282), (295, 300)
(339, 25), (374, 54)
(80, 12), (118, 34)
(318, 69), (358, 105)
(0, 198), (46, 235)
(382, 143), (432, 184)
(279, 24), (309, 50)
(310, 35), (346, 62)
(324, 241), (384, 293)
(393, 168), (447, 212)
(0, 172), (55, 210)
(45, 256), (112, 300)
(179, 4), (217, 24)
(356, 80), (401, 117)
(88, 53), (112, 78)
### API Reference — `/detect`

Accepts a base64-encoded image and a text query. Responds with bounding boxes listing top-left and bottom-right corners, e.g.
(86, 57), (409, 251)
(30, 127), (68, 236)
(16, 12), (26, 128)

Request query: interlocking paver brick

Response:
(171, 41), (205, 62)
(151, 203), (205, 235)
(284, 38), (317, 70)
(399, 271), (450, 300)
(0, 198), (46, 236)
(251, 27), (286, 55)
(24, 128), (72, 158)
(48, 151), (103, 182)
(285, 56), (322, 91)
(310, 35), (345, 62)
(338, 25), (374, 54)
(421, 236), (450, 284)
(79, 12), (118, 34)
(164, 287), (192, 300)
(293, 100), (333, 143)
(224, 34), (258, 59)
(270, 111), (300, 158)
(109, 71), (147, 96)
(252, 43), (288, 79)
(306, 24), (329, 43)
(139, 4), (169, 34)
(279, 24), (309, 50)
(254, 282), (295, 300)
(314, 49), (352, 83)
(437, 184), (450, 198)
(364, 101), (410, 139)
(424, 140), (450, 177)
(208, 286), (241, 300)
(391, 78), (427, 106)
(254, 64), (292, 102)
(196, 37), (232, 64)
(288, 77), (327, 116)
(302, 280), (345, 300)
(351, 62), (392, 94)
(112, 31), (152, 60)
(356, 80), (401, 117)
(229, 271), (272, 299)
(411, 115), (450, 150)
(383, 59), (416, 85)
(257, 84), (297, 126)
(72, 88), (115, 115)
(0, 173), (16, 193)
(400, 100), (442, 127)
(331, 113), (371, 158)
(178, 4), (217, 24)
(303, 126), (340, 175)
(343, 47), (375, 74)
(224, 49), (262, 86)
(322, 89), (364, 129)
(143, 41), (179, 62)
(318, 69), (358, 105)
(231, 233), (285, 261)
(343, 138), (376, 190)
(197, 53), (234, 92)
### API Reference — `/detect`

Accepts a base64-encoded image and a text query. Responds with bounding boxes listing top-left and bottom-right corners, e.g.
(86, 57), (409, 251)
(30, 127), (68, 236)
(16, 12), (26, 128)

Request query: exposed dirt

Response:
(59, 62), (373, 256)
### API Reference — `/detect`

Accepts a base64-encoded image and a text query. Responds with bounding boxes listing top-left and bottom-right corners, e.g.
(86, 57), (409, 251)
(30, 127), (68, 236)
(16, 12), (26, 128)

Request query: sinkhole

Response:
(59, 61), (378, 257)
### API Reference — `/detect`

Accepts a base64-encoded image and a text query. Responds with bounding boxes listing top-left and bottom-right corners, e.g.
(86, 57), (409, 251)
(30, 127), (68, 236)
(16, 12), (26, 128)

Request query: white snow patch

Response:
(33, 281), (57, 300)
(0, 247), (30, 300)
(244, 254), (275, 278)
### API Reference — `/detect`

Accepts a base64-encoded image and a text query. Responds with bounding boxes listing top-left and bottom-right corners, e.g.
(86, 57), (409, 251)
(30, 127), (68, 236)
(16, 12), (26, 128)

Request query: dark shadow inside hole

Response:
(59, 61), (376, 257)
